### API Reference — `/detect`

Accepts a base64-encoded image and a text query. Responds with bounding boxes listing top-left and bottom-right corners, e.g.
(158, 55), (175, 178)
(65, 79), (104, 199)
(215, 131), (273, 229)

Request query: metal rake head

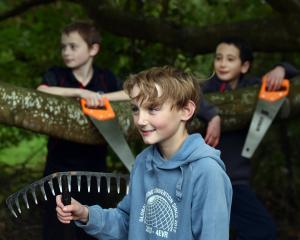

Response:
(6, 171), (129, 218)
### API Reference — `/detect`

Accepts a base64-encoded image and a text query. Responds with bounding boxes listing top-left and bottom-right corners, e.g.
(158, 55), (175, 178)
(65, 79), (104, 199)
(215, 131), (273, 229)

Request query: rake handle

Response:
(61, 175), (71, 205)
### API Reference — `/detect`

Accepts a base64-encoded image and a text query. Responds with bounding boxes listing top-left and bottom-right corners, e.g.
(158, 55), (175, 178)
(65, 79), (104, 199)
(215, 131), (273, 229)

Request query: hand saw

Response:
(242, 77), (290, 158)
(81, 98), (135, 171)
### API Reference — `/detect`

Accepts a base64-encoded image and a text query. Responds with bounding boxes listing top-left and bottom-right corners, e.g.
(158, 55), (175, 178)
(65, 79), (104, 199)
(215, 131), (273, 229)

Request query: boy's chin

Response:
(141, 137), (157, 145)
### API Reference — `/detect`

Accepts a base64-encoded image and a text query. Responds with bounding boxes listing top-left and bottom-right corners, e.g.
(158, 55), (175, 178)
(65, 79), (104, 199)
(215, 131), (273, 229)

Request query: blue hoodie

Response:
(76, 133), (232, 240)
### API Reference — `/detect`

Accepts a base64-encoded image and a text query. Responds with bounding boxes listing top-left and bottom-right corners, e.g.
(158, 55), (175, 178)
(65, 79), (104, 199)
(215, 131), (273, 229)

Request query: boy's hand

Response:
(80, 89), (104, 107)
(264, 66), (285, 91)
(205, 115), (221, 147)
(56, 195), (89, 224)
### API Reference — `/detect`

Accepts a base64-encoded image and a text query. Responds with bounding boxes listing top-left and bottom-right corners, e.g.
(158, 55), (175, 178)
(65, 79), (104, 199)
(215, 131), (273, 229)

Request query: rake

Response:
(6, 171), (130, 218)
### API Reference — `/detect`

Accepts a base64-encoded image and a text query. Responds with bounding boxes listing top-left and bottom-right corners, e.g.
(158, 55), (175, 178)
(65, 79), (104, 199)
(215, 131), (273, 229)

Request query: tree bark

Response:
(1, 76), (300, 145)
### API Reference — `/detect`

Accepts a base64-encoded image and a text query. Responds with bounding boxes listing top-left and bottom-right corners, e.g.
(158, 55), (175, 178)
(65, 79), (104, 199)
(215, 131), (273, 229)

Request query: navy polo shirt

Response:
(40, 66), (120, 175)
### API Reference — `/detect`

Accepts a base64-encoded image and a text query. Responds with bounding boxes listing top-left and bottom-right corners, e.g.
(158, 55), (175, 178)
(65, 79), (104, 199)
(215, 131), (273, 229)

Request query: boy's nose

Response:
(136, 112), (148, 126)
(62, 46), (71, 56)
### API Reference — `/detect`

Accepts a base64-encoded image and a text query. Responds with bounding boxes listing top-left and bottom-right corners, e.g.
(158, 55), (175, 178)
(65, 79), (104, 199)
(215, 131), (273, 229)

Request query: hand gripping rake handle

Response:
(6, 171), (129, 218)
(62, 175), (71, 206)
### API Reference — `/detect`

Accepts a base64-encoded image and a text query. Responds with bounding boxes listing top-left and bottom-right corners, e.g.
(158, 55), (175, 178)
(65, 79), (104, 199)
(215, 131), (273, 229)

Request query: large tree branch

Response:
(88, 6), (299, 54)
(1, 77), (300, 145)
(1, 0), (300, 54)
(0, 0), (55, 21)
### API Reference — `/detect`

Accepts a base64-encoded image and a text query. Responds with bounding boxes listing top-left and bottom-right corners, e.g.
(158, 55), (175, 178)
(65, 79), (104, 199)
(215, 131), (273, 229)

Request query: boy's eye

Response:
(215, 55), (222, 61)
(130, 105), (139, 113)
(70, 44), (76, 50)
(149, 106), (160, 113)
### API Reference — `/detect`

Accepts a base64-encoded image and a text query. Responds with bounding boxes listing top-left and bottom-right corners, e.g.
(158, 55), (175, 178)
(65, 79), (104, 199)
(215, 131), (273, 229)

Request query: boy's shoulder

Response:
(238, 74), (261, 87)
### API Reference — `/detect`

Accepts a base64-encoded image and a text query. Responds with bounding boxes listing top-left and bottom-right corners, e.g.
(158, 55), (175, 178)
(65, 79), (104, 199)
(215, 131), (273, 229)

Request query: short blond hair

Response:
(123, 66), (200, 119)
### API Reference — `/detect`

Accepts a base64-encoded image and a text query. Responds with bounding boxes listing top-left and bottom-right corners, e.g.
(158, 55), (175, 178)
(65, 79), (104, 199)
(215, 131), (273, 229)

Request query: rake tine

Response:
(58, 175), (62, 193)
(116, 176), (120, 194)
(106, 176), (111, 194)
(87, 175), (91, 193)
(22, 193), (29, 209)
(31, 187), (38, 205)
(126, 178), (129, 194)
(48, 179), (55, 196)
(96, 176), (101, 193)
(77, 175), (81, 192)
(15, 196), (22, 214)
(40, 184), (47, 201)
(7, 201), (17, 218)
(67, 174), (72, 192)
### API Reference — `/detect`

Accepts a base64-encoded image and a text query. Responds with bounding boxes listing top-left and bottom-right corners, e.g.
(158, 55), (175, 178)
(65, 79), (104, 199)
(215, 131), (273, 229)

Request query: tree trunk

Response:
(1, 76), (300, 145)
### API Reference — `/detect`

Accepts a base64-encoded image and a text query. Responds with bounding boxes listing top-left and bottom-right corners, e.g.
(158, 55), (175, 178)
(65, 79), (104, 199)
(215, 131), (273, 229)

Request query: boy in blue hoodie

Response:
(55, 66), (232, 240)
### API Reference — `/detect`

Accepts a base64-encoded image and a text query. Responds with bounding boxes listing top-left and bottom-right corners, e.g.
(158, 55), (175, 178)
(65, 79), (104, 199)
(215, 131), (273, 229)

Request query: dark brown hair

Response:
(62, 21), (101, 46)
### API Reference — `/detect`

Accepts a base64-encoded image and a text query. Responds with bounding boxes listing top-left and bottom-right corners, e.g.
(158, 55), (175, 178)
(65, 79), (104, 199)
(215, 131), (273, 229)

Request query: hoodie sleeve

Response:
(191, 159), (232, 240)
(75, 194), (130, 240)
(196, 98), (219, 122)
(277, 62), (299, 79)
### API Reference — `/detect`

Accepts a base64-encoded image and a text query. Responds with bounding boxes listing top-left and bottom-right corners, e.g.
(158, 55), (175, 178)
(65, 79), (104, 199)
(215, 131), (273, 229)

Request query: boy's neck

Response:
(229, 78), (239, 89)
(72, 59), (94, 86)
(158, 128), (188, 160)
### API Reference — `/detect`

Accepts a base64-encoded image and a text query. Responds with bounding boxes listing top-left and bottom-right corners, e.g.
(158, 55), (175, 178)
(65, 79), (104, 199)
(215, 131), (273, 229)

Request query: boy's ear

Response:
(241, 61), (250, 74)
(181, 100), (196, 121)
(89, 43), (100, 57)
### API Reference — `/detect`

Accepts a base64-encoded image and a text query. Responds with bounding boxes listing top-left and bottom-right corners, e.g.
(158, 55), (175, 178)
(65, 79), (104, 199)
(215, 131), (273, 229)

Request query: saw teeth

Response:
(6, 171), (130, 218)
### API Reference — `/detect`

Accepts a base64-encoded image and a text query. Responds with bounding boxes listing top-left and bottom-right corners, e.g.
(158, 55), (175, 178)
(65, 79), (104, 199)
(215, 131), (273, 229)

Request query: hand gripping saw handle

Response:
(81, 98), (135, 172)
(6, 171), (129, 218)
(241, 77), (290, 158)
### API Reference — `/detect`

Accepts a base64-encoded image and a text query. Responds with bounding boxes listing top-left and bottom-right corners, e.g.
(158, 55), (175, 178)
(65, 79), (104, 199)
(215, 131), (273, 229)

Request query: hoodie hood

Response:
(142, 133), (225, 201)
(145, 133), (225, 171)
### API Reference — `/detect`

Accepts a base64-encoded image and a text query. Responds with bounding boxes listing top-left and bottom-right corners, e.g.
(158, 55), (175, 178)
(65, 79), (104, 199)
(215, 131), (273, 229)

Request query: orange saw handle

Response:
(259, 76), (290, 102)
(81, 97), (115, 121)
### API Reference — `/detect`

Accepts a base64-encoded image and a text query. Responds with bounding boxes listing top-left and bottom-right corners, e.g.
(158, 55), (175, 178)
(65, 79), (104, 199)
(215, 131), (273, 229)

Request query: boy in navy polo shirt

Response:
(37, 21), (127, 240)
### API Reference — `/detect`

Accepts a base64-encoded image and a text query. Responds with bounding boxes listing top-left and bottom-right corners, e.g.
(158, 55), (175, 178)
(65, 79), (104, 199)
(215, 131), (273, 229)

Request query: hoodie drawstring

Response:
(175, 166), (185, 201)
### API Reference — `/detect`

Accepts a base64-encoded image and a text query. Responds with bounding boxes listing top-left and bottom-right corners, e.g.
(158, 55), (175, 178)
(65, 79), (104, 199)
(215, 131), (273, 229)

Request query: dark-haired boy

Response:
(37, 21), (127, 240)
(197, 37), (299, 240)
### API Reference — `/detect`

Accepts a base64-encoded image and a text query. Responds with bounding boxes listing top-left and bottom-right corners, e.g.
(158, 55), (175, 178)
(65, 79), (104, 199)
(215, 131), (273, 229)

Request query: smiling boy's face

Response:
(214, 43), (250, 88)
(130, 84), (188, 147)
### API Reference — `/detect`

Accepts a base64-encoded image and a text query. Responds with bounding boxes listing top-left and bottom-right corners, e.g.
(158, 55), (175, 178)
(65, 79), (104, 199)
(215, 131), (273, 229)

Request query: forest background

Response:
(0, 0), (300, 239)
